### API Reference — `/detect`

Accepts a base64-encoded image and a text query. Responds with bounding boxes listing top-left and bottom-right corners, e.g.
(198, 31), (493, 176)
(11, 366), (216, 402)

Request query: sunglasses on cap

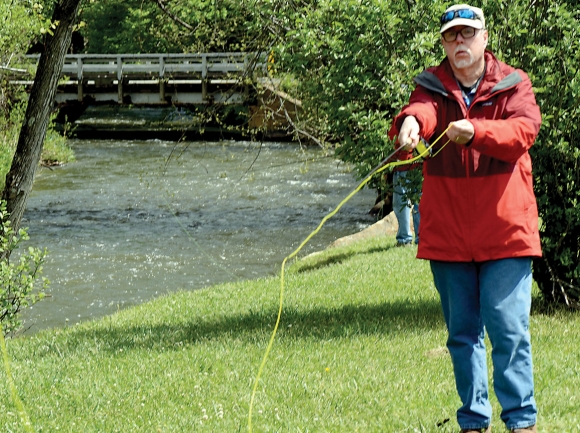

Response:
(440, 8), (481, 25)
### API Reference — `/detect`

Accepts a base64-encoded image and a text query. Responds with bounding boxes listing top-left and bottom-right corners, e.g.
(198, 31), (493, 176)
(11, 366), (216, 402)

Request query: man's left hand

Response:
(447, 120), (474, 145)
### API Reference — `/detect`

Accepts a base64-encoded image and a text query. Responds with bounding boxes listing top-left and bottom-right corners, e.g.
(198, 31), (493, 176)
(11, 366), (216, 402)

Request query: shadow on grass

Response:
(294, 243), (397, 273)
(60, 298), (444, 354)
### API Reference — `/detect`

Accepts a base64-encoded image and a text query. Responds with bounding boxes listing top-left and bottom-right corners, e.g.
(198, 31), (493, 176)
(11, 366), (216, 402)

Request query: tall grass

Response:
(0, 235), (578, 432)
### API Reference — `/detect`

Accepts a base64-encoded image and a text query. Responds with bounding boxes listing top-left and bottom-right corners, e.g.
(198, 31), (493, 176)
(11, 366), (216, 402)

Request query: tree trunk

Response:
(1, 0), (83, 249)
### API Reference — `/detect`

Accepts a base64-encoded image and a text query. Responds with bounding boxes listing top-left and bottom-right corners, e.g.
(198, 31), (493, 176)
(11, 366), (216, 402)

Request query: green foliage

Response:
(80, 0), (265, 53)
(41, 113), (76, 166)
(483, 0), (580, 305)
(0, 104), (76, 190)
(0, 1), (41, 122)
(0, 1), (41, 60)
(0, 1), (73, 189)
(79, 0), (162, 53)
(274, 0), (580, 305)
(41, 128), (76, 167)
(275, 0), (443, 186)
(0, 201), (48, 335)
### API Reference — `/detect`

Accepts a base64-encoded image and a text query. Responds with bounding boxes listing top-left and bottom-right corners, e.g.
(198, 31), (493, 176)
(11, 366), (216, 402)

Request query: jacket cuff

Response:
(467, 120), (483, 148)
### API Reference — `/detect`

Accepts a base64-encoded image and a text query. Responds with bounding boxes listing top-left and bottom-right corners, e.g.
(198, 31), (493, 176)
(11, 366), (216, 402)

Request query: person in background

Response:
(390, 4), (541, 433)
(368, 150), (420, 247)
(392, 156), (420, 247)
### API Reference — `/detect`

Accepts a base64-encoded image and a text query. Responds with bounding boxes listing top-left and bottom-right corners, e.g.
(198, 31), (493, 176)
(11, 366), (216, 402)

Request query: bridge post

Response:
(117, 55), (123, 103)
(244, 55), (249, 101)
(77, 57), (83, 101)
(202, 54), (208, 102)
(159, 55), (166, 103)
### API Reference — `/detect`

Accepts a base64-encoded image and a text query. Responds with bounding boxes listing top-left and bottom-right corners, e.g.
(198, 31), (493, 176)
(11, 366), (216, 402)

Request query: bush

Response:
(276, 0), (441, 187)
(483, 0), (580, 306)
(274, 0), (580, 306)
(0, 201), (48, 335)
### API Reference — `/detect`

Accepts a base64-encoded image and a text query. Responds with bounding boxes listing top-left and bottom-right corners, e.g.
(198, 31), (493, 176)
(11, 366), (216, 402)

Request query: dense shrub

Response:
(275, 0), (580, 305)
(495, 1), (580, 306)
(277, 0), (441, 185)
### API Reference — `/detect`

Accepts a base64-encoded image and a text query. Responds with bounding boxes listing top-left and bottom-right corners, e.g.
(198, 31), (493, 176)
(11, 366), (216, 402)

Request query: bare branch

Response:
(260, 96), (325, 149)
(151, 0), (194, 31)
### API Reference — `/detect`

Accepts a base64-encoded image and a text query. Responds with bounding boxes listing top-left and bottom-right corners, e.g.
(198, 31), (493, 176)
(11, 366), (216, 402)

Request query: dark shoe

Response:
(396, 242), (413, 247)
(511, 426), (537, 433)
(461, 428), (491, 433)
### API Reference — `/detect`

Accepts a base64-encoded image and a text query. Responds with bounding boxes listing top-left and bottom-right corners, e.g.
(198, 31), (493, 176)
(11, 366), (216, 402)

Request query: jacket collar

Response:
(414, 51), (522, 100)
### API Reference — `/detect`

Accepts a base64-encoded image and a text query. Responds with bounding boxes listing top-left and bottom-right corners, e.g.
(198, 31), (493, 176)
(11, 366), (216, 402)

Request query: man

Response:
(390, 4), (541, 433)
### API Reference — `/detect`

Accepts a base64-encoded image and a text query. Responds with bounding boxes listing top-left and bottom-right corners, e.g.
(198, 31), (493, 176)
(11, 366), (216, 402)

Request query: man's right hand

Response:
(398, 116), (420, 151)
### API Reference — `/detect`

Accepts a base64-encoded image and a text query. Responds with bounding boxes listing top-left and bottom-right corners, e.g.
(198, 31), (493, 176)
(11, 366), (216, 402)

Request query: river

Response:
(20, 138), (378, 332)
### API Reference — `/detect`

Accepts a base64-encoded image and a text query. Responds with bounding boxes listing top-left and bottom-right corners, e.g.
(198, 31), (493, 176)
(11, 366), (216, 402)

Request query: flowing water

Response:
(20, 138), (378, 332)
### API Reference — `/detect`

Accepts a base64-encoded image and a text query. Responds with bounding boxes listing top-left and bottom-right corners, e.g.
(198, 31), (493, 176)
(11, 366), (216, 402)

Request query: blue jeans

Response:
(393, 170), (420, 244)
(430, 258), (537, 430)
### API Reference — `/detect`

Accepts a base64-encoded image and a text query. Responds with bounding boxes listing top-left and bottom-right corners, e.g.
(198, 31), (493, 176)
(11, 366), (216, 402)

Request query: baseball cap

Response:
(440, 4), (485, 34)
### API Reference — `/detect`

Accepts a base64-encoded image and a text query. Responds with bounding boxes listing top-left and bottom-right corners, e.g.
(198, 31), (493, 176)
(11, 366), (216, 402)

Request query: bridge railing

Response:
(52, 53), (261, 78)
(17, 52), (267, 104)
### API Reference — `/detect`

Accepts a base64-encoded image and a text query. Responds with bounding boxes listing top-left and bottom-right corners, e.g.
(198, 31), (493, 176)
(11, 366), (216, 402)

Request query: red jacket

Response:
(390, 51), (542, 262)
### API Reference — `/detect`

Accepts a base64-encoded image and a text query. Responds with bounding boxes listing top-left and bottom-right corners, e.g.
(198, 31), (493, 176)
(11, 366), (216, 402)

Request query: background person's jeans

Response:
(430, 258), (537, 430)
(393, 170), (419, 244)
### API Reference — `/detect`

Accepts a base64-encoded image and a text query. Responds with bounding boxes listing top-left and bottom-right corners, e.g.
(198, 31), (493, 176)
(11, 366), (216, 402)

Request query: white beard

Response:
(453, 47), (475, 69)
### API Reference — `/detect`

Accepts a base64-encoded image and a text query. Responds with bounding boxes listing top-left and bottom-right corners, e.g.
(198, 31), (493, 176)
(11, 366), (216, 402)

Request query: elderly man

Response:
(389, 4), (541, 433)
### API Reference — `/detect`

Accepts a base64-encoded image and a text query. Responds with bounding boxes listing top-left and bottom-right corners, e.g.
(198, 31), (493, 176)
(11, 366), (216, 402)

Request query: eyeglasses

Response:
(440, 8), (481, 25)
(442, 27), (478, 42)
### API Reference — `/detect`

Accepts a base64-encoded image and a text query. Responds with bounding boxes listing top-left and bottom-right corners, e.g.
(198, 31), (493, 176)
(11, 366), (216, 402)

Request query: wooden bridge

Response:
(12, 52), (266, 106)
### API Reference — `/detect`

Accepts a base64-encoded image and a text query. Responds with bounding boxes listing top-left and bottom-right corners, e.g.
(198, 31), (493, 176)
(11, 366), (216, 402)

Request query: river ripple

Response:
(20, 139), (377, 332)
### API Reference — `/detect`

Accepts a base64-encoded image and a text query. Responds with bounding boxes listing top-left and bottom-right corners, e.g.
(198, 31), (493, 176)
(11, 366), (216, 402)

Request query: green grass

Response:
(1, 234), (579, 432)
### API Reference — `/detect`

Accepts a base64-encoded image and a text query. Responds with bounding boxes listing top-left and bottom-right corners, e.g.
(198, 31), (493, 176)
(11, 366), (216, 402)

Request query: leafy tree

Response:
(1, 1), (42, 113)
(0, 1), (42, 61)
(79, 0), (163, 53)
(2, 0), (83, 251)
(1, 0), (74, 188)
(0, 0), (79, 332)
(80, 0), (269, 53)
(276, 0), (441, 185)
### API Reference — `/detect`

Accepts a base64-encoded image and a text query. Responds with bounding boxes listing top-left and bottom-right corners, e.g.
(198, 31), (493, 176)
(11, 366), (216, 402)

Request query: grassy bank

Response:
(0, 121), (74, 190)
(1, 234), (579, 432)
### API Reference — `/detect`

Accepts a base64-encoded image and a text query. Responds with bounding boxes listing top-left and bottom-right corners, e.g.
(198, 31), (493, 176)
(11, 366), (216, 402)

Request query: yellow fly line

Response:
(0, 128), (451, 433)
(247, 127), (451, 433)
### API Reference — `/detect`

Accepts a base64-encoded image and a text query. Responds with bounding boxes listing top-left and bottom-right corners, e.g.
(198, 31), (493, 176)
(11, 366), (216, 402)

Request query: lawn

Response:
(1, 234), (579, 432)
